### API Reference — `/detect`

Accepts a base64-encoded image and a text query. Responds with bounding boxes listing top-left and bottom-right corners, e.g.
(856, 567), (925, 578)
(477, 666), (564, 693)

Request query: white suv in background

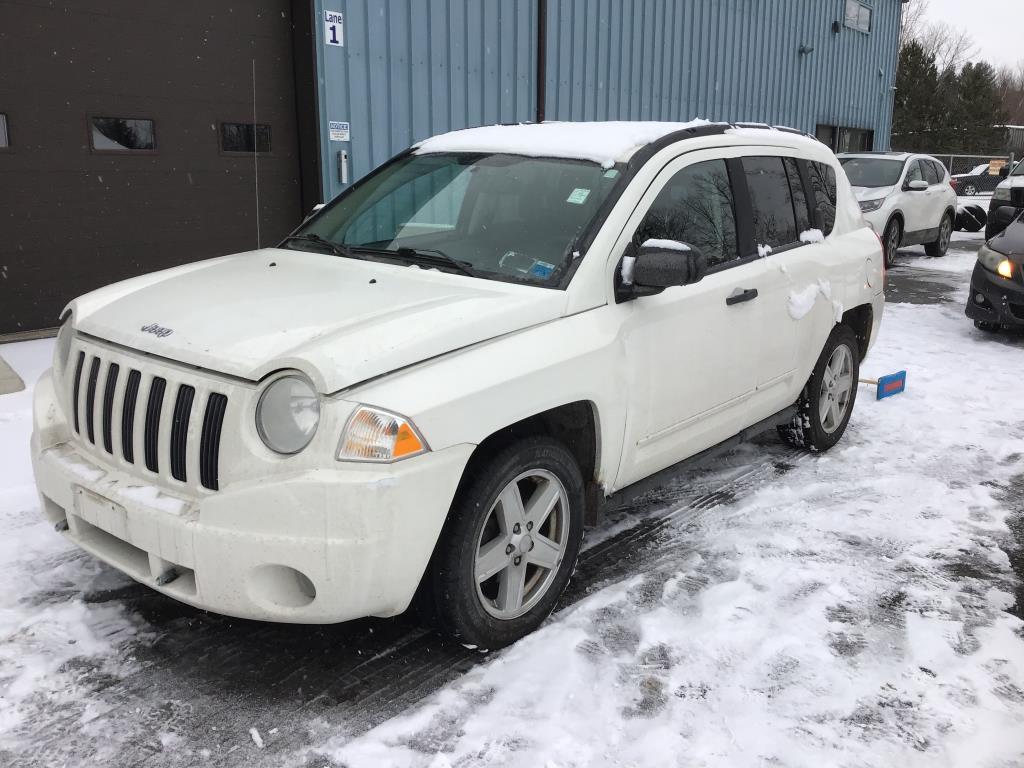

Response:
(32, 122), (884, 649)
(839, 152), (957, 267)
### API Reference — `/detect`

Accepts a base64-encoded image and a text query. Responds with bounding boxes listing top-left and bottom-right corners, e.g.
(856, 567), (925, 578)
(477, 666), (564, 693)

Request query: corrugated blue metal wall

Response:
(315, 0), (537, 201)
(314, 0), (901, 199)
(544, 0), (901, 146)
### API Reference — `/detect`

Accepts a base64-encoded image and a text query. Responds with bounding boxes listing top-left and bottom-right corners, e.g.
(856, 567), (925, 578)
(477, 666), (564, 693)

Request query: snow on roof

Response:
(414, 120), (712, 168)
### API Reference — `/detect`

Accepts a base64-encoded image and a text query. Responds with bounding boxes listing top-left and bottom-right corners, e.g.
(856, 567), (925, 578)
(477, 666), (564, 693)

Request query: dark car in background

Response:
(988, 160), (1024, 240)
(967, 206), (1024, 332)
(951, 163), (1006, 196)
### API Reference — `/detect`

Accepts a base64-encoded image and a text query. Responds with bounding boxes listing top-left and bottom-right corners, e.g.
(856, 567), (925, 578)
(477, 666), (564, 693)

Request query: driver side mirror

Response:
(619, 240), (707, 300)
(906, 179), (928, 192)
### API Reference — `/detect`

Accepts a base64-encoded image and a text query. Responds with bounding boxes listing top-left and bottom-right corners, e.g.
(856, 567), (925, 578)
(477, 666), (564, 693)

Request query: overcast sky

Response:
(925, 0), (1022, 69)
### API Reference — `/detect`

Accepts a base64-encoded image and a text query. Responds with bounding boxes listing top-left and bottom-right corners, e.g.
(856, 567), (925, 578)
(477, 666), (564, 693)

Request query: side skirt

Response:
(587, 404), (798, 525)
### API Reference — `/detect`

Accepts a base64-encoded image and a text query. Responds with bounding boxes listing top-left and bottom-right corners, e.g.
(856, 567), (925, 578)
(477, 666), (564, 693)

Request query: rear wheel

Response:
(963, 183), (978, 197)
(925, 213), (953, 257)
(421, 437), (584, 649)
(779, 325), (860, 452)
(882, 218), (902, 268)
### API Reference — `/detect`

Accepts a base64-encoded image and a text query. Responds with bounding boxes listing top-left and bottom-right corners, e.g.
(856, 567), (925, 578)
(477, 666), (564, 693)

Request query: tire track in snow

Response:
(5, 441), (807, 767)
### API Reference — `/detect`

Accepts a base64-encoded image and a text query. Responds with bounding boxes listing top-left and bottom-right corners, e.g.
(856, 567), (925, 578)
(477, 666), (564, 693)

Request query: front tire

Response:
(779, 325), (860, 452)
(925, 213), (953, 257)
(882, 218), (902, 268)
(422, 437), (584, 649)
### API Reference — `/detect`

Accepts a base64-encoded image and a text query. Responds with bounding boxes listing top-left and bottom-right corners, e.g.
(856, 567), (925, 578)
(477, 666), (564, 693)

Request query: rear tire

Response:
(779, 325), (860, 452)
(882, 218), (902, 268)
(420, 437), (584, 650)
(925, 213), (953, 257)
(963, 183), (978, 197)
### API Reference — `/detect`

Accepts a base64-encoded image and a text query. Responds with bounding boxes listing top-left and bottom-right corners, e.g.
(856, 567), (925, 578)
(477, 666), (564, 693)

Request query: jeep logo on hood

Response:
(140, 323), (174, 338)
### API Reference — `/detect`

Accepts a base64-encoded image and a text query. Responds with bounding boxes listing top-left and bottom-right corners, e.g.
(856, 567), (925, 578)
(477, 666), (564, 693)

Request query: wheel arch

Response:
(455, 400), (602, 524)
(840, 304), (873, 359)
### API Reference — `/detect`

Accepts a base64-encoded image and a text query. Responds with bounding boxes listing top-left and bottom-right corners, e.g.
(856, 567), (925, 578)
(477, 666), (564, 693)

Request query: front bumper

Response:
(861, 208), (886, 235)
(965, 262), (1024, 328)
(31, 369), (474, 623)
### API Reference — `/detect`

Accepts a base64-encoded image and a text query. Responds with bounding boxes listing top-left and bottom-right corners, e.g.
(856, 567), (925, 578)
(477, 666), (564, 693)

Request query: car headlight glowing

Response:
(54, 314), (73, 379)
(255, 375), (320, 454)
(859, 198), (885, 213)
(978, 244), (1014, 279)
(337, 406), (428, 463)
(992, 187), (1011, 202)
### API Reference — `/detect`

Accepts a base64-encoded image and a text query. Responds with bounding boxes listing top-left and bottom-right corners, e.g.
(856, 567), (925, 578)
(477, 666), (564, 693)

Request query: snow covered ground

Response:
(1, 234), (1023, 767)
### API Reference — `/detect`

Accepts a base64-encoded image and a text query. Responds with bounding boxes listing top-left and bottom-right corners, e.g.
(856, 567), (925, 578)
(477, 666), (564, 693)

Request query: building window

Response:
(838, 127), (874, 153)
(815, 124), (837, 151)
(90, 117), (156, 151)
(0, 114), (9, 148)
(844, 0), (872, 33)
(220, 122), (271, 153)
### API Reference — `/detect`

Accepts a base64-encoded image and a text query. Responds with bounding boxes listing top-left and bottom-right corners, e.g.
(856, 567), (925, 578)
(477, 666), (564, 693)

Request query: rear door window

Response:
(929, 160), (947, 183)
(743, 156), (798, 249)
(922, 160), (940, 185)
(635, 159), (739, 268)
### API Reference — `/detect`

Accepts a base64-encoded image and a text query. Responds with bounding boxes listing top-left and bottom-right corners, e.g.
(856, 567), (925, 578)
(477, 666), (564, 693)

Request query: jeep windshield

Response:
(839, 157), (904, 188)
(285, 152), (622, 286)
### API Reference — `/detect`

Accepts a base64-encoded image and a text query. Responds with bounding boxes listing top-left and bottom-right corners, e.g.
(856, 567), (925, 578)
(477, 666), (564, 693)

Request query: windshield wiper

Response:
(281, 234), (359, 260)
(388, 247), (480, 277)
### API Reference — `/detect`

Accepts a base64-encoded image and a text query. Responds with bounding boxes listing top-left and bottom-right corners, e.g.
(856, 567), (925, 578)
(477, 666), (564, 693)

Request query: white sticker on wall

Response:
(329, 121), (350, 142)
(566, 188), (591, 204)
(324, 10), (344, 46)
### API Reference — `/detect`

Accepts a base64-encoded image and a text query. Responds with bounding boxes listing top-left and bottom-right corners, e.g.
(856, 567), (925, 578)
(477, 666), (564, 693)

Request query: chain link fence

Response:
(932, 153), (1016, 197)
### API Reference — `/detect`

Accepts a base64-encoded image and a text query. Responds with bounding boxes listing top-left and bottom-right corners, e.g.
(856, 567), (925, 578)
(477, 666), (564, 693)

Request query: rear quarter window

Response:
(808, 162), (837, 236)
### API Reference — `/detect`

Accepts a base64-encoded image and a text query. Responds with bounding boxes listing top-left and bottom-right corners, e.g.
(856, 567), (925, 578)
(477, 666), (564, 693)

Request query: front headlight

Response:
(978, 244), (1014, 279)
(337, 405), (429, 463)
(993, 187), (1011, 202)
(54, 314), (73, 379)
(255, 375), (320, 454)
(859, 198), (885, 213)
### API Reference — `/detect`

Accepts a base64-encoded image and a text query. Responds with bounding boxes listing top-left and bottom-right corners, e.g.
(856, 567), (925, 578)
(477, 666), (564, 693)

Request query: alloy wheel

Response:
(818, 344), (854, 434)
(474, 469), (570, 620)
(938, 217), (952, 252)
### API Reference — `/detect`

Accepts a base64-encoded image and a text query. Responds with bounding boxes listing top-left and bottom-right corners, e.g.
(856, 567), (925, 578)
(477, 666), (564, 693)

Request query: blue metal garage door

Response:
(314, 0), (537, 202)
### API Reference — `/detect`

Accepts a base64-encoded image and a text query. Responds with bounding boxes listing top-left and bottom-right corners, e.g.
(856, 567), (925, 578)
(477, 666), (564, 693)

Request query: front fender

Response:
(340, 308), (626, 488)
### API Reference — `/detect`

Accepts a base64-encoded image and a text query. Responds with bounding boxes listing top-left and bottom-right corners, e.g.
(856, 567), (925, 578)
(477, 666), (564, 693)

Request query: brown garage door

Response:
(0, 1), (307, 335)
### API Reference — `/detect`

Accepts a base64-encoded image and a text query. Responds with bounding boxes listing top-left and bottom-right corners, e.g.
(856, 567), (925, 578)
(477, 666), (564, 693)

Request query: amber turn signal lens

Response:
(337, 406), (429, 463)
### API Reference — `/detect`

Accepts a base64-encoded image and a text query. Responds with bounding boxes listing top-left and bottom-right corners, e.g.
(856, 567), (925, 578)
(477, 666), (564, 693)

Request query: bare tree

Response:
(918, 21), (979, 73)
(996, 62), (1024, 125)
(899, 0), (930, 50)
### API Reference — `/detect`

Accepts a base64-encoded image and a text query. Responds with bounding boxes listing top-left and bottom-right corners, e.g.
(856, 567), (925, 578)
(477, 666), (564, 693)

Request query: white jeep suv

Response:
(839, 152), (957, 267)
(32, 122), (884, 648)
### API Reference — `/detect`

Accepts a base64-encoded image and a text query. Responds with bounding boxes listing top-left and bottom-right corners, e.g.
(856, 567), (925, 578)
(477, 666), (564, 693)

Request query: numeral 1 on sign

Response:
(328, 24), (339, 45)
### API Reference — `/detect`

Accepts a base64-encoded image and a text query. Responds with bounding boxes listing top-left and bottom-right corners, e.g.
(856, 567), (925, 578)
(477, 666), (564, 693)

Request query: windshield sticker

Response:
(603, 169), (619, 179)
(566, 188), (591, 205)
(530, 261), (556, 279)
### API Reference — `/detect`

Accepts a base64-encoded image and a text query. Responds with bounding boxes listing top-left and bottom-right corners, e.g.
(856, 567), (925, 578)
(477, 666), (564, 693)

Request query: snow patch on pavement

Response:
(320, 301), (1024, 768)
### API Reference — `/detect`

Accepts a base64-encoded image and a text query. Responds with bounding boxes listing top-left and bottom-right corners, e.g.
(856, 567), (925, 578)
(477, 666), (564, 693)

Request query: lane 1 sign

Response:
(324, 10), (343, 47)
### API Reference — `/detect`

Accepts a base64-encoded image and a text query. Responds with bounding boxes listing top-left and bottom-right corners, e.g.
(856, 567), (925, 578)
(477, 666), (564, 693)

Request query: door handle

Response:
(726, 288), (758, 306)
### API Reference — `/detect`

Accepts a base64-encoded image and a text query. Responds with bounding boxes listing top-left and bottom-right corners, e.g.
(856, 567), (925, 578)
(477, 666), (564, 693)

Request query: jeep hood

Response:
(69, 249), (568, 392)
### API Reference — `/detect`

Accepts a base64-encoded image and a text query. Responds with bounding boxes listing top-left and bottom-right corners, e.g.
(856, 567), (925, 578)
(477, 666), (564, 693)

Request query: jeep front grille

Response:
(70, 346), (228, 491)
